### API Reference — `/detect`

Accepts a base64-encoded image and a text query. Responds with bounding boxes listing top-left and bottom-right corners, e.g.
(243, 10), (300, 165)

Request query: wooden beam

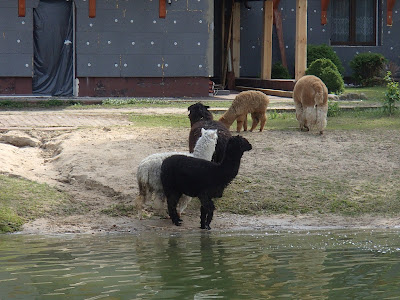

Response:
(232, 2), (241, 78)
(387, 0), (396, 26)
(159, 0), (166, 18)
(261, 0), (273, 80)
(18, 0), (25, 17)
(295, 0), (307, 80)
(273, 0), (287, 69)
(89, 0), (96, 18)
(222, 4), (234, 88)
(321, 0), (330, 25)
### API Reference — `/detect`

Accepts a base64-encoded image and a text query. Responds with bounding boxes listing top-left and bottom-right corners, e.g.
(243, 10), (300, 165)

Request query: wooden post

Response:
(159, 0), (166, 19)
(295, 0), (307, 80)
(261, 0), (273, 80)
(232, 2), (241, 78)
(18, 0), (25, 17)
(89, 0), (96, 18)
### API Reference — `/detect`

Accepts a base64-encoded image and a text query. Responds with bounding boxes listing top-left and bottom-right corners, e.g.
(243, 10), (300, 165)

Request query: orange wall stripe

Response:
(89, 0), (96, 18)
(18, 0), (25, 17)
(159, 0), (166, 18)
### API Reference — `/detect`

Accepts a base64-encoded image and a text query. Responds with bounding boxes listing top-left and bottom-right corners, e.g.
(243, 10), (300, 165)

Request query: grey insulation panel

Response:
(75, 0), (213, 77)
(77, 54), (122, 77)
(0, 54), (32, 76)
(120, 55), (164, 77)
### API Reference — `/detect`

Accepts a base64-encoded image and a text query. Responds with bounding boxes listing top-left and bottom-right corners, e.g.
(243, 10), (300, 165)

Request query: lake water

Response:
(1, 229), (400, 299)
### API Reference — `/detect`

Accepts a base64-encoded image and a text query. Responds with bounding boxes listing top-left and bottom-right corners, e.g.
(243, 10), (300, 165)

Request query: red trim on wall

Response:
(159, 0), (166, 18)
(89, 0), (96, 18)
(321, 0), (330, 25)
(18, 0), (25, 17)
(387, 0), (396, 26)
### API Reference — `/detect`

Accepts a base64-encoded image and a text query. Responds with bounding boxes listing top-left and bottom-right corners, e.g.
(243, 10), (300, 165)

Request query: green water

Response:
(0, 230), (400, 299)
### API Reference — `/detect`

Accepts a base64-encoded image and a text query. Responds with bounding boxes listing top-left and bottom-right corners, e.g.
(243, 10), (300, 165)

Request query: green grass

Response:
(129, 114), (192, 128)
(344, 86), (386, 102)
(217, 173), (400, 216)
(0, 175), (76, 233)
(327, 109), (400, 130)
(128, 109), (400, 131)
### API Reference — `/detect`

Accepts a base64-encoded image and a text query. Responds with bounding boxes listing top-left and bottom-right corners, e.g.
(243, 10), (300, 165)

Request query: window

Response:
(331, 0), (376, 46)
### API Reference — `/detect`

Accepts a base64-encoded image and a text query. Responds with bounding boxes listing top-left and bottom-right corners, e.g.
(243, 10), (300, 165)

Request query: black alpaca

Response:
(161, 136), (252, 230)
(188, 102), (232, 163)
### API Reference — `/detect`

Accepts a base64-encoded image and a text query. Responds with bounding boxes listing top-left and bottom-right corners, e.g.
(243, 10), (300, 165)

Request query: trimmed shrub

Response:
(306, 58), (345, 94)
(307, 44), (344, 75)
(306, 58), (338, 77)
(349, 52), (387, 86)
(271, 62), (291, 79)
(320, 68), (345, 94)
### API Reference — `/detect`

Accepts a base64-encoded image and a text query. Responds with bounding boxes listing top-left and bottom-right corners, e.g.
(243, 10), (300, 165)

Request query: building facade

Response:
(0, 0), (214, 97)
(239, 0), (400, 79)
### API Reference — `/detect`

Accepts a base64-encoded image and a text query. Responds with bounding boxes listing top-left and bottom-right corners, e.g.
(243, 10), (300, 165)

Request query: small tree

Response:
(383, 71), (400, 115)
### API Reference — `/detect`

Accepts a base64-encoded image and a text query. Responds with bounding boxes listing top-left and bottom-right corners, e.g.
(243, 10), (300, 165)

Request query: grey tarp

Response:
(33, 0), (73, 96)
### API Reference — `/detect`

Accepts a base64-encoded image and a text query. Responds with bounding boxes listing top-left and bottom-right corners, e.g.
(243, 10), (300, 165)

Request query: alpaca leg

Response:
(295, 103), (308, 131)
(205, 201), (215, 230)
(250, 112), (260, 132)
(166, 192), (182, 226)
(259, 113), (267, 132)
(200, 205), (207, 229)
(177, 195), (191, 217)
(243, 114), (248, 131)
(136, 194), (145, 219)
(236, 114), (246, 132)
(199, 196), (215, 230)
(136, 182), (148, 219)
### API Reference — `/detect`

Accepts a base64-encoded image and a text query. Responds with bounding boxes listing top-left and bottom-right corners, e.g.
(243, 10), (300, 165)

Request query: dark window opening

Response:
(331, 0), (376, 46)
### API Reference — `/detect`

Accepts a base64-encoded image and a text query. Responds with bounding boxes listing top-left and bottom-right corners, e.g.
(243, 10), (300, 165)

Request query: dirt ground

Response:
(1, 109), (400, 234)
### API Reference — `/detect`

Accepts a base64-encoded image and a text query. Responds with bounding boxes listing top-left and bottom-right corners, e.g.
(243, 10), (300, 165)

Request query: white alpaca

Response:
(136, 128), (218, 217)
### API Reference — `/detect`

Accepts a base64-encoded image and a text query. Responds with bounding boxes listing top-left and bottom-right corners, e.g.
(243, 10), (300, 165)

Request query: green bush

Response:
(306, 58), (338, 77)
(307, 44), (344, 75)
(349, 52), (387, 86)
(320, 68), (345, 95)
(271, 62), (291, 79)
(306, 58), (345, 94)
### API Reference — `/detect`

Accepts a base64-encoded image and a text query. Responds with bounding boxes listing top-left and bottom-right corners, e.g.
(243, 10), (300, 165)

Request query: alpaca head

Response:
(188, 102), (214, 126)
(201, 128), (218, 142)
(226, 135), (252, 153)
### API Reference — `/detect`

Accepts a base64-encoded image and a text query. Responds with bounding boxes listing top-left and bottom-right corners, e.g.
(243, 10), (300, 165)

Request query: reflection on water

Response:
(1, 230), (400, 299)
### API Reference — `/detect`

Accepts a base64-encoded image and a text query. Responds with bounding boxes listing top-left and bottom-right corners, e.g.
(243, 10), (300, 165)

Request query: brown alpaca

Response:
(219, 90), (270, 132)
(293, 75), (328, 134)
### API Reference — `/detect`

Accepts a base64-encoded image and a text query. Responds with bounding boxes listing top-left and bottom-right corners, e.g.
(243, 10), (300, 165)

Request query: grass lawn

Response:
(128, 108), (400, 131)
(0, 175), (78, 233)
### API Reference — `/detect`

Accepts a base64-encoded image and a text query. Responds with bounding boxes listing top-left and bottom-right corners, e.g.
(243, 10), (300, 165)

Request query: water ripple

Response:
(0, 230), (400, 299)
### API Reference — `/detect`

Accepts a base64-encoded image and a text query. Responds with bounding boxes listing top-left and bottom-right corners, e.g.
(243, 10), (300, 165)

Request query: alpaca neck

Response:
(218, 149), (244, 179)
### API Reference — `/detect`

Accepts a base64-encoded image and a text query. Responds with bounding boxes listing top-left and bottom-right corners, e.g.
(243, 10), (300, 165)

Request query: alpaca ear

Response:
(201, 128), (206, 135)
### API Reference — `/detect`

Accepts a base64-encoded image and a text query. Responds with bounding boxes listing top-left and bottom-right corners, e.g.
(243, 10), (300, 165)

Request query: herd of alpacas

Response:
(136, 75), (329, 230)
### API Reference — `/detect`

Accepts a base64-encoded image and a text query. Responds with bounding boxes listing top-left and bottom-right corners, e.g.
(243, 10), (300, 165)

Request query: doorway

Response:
(32, 0), (74, 96)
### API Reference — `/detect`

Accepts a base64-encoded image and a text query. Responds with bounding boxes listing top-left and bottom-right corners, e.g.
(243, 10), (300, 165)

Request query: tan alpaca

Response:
(219, 90), (270, 132)
(293, 75), (328, 134)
